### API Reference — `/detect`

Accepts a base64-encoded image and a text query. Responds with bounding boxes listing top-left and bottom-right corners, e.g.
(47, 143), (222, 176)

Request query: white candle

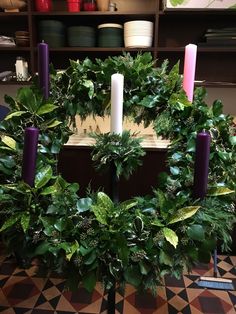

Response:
(183, 44), (197, 102)
(110, 73), (124, 134)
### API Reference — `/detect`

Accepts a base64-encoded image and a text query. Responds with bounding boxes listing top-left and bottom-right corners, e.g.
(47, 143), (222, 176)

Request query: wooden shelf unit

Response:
(0, 0), (236, 86)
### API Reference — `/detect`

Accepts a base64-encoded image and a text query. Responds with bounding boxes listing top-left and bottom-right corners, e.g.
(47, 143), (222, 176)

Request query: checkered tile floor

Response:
(0, 252), (236, 313)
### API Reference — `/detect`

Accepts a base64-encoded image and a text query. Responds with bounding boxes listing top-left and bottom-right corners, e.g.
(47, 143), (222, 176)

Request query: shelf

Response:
(196, 81), (236, 88)
(1, 0), (236, 88)
(31, 10), (156, 16)
(0, 12), (28, 16)
(159, 9), (236, 15)
(0, 47), (30, 51)
(158, 46), (236, 52)
(0, 80), (31, 85)
(38, 47), (155, 52)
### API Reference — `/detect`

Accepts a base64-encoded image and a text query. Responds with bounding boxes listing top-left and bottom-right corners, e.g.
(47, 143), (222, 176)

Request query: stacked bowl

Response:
(97, 23), (123, 47)
(67, 26), (96, 47)
(38, 20), (65, 48)
(15, 30), (30, 47)
(124, 20), (153, 48)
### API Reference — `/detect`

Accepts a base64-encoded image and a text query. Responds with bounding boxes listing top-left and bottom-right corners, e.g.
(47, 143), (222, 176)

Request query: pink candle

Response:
(183, 44), (197, 102)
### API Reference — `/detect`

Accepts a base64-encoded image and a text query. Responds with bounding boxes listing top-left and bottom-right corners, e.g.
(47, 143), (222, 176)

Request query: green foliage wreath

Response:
(0, 53), (235, 294)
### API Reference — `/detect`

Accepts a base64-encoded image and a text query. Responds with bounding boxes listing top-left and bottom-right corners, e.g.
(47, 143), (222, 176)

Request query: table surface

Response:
(65, 133), (170, 150)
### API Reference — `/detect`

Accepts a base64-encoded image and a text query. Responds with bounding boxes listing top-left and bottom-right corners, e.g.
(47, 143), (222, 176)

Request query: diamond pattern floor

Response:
(0, 252), (236, 313)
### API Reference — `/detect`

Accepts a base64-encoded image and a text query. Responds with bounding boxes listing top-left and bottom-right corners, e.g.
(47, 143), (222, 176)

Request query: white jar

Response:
(15, 57), (28, 81)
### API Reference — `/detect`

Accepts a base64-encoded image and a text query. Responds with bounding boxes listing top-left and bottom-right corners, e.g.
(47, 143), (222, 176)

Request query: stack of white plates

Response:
(124, 20), (153, 48)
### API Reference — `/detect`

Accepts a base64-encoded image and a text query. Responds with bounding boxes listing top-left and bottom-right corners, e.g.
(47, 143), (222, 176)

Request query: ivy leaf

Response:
(80, 246), (93, 256)
(229, 136), (236, 146)
(76, 197), (92, 212)
(54, 217), (68, 232)
(34, 242), (50, 255)
(84, 250), (97, 265)
(40, 216), (56, 236)
(159, 249), (173, 266)
(66, 240), (79, 261)
(21, 213), (30, 233)
(35, 165), (53, 189)
(186, 137), (196, 152)
(124, 265), (142, 287)
(212, 100), (223, 116)
(207, 187), (234, 196)
(82, 271), (96, 292)
(163, 227), (178, 248)
(170, 166), (180, 176)
(83, 80), (94, 99)
(139, 260), (151, 275)
(168, 206), (200, 224)
(139, 95), (157, 108)
(0, 156), (15, 168)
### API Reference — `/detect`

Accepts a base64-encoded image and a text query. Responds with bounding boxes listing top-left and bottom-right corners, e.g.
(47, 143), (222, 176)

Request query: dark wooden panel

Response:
(58, 146), (168, 201)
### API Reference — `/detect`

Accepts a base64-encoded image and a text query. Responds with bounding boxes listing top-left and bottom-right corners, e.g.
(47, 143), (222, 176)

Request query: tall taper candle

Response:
(110, 73), (124, 135)
(38, 42), (49, 99)
(183, 43), (197, 102)
(22, 127), (39, 187)
(193, 130), (211, 199)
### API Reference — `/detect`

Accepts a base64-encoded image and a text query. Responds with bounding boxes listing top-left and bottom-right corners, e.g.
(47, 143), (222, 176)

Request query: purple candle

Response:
(38, 42), (49, 99)
(193, 130), (211, 199)
(22, 127), (39, 187)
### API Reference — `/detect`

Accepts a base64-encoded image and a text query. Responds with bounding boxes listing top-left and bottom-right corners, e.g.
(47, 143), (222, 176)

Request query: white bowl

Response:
(124, 29), (153, 36)
(124, 21), (153, 30)
(124, 21), (153, 40)
(124, 35), (153, 48)
(124, 20), (153, 28)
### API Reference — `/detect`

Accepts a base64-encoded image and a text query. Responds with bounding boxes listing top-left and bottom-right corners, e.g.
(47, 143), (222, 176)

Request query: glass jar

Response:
(35, 0), (52, 12)
(83, 0), (96, 11)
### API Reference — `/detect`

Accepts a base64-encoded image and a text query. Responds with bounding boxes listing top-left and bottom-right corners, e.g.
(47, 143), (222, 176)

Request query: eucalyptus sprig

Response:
(91, 131), (146, 179)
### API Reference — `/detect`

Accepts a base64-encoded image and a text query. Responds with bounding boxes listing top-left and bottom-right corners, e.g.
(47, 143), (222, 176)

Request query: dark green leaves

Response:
(91, 130), (145, 179)
(187, 224), (205, 241)
(35, 165), (53, 189)
(124, 265), (142, 287)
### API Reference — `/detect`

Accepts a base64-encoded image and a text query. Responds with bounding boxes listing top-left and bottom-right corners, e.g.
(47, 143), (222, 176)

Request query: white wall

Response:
(205, 87), (236, 116)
